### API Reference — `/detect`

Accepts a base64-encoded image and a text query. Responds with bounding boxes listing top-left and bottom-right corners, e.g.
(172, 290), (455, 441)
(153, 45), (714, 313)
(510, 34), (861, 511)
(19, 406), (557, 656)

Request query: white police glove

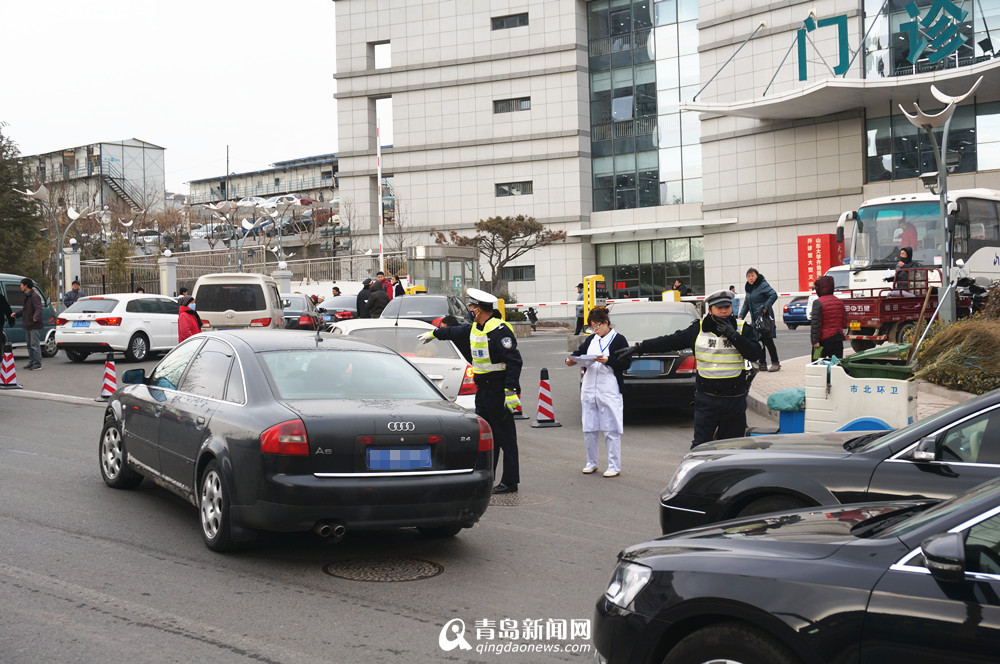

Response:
(417, 331), (435, 344)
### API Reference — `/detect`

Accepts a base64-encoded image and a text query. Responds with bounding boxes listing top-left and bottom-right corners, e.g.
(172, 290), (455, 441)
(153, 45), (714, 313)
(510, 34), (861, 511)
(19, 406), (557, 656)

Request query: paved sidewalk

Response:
(749, 355), (977, 425)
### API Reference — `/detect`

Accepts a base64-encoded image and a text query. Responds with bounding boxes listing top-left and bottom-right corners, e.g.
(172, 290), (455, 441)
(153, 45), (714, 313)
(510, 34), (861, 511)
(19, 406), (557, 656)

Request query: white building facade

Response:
(334, 0), (1000, 302)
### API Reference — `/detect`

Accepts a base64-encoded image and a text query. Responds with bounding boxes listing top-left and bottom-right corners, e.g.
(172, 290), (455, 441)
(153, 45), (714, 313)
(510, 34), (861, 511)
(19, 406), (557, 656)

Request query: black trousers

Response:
(476, 382), (519, 486)
(692, 391), (748, 449)
(760, 335), (779, 364)
(574, 316), (584, 335)
(819, 336), (844, 359)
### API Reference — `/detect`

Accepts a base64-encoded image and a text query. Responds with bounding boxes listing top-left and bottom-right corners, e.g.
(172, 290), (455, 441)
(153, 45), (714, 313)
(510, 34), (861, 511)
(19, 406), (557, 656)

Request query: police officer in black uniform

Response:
(616, 289), (762, 448)
(420, 288), (523, 493)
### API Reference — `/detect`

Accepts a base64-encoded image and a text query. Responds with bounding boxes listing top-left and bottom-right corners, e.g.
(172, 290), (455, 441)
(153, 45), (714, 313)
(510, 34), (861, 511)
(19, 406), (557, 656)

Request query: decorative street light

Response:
(13, 184), (67, 305)
(899, 76), (983, 324)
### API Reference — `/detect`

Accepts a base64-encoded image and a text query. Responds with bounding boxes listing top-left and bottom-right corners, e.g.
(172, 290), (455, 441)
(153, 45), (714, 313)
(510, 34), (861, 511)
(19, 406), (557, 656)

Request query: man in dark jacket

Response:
(356, 279), (371, 319)
(12, 278), (43, 370)
(366, 282), (390, 318)
(810, 275), (846, 359)
(63, 279), (83, 309)
(617, 289), (762, 448)
(419, 288), (523, 493)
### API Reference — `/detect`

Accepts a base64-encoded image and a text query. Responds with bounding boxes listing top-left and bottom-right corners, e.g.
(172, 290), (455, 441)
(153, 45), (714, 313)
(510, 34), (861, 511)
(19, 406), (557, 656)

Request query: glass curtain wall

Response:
(596, 237), (704, 297)
(587, 0), (701, 210)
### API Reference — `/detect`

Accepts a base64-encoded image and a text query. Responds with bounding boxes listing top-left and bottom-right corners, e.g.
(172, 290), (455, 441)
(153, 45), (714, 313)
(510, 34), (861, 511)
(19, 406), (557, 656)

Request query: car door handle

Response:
(427, 374), (444, 380)
(195, 416), (206, 429)
(153, 406), (163, 417)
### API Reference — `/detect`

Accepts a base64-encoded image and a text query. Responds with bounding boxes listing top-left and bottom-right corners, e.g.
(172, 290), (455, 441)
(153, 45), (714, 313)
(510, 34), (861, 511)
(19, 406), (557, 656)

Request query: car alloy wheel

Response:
(41, 334), (58, 358)
(99, 420), (142, 489)
(125, 333), (149, 362)
(199, 460), (234, 552)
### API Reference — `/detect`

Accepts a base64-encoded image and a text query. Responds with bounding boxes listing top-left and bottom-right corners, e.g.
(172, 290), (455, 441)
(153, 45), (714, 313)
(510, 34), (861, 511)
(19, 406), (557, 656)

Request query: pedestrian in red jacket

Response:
(178, 296), (203, 342)
(809, 275), (846, 359)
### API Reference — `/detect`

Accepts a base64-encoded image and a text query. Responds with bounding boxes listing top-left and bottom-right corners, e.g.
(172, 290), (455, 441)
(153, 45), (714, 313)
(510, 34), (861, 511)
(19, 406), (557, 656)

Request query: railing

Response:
(188, 176), (338, 204)
(591, 116), (657, 141)
(102, 161), (145, 209)
(589, 29), (650, 57)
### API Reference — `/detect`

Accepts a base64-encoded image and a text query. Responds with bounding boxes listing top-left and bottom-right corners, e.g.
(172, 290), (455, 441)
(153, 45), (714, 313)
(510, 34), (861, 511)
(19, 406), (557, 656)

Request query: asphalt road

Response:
(0, 331), (772, 663)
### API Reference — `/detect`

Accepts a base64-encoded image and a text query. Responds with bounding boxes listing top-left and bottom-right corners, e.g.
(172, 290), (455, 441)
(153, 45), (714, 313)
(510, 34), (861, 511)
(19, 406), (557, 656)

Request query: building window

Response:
(373, 97), (393, 148)
(321, 170), (333, 181)
(865, 104), (978, 182)
(500, 265), (536, 281)
(492, 13), (529, 30)
(596, 237), (704, 298)
(496, 181), (533, 197)
(493, 97), (531, 114)
(369, 41), (391, 69)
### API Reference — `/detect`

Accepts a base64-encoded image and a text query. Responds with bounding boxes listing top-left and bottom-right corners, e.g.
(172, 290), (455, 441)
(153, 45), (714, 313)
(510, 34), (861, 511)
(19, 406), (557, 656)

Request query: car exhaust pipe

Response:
(331, 523), (346, 538)
(313, 522), (333, 538)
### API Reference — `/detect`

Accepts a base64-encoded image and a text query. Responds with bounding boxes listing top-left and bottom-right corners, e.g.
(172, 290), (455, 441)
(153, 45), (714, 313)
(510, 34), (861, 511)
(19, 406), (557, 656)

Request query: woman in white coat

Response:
(565, 308), (631, 477)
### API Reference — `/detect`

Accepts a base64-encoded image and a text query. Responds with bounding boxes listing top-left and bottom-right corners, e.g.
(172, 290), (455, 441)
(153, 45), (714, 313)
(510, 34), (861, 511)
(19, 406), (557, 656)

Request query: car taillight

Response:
(675, 355), (697, 375)
(477, 417), (493, 452)
(427, 435), (443, 444)
(260, 419), (310, 455)
(432, 317), (444, 327)
(358, 435), (375, 445)
(250, 318), (272, 327)
(57, 317), (67, 325)
(334, 311), (353, 320)
(200, 319), (211, 328)
(459, 365), (477, 395)
(298, 315), (312, 326)
(95, 317), (123, 326)
(783, 304), (789, 313)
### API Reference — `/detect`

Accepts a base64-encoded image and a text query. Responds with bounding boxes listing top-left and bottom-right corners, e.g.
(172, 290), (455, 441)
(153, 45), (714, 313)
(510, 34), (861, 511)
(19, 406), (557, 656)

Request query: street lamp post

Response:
(14, 184), (65, 305)
(899, 76), (982, 324)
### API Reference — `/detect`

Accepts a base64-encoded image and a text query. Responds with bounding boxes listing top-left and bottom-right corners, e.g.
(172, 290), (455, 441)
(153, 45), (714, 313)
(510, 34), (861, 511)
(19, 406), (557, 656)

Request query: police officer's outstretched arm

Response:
(615, 320), (699, 360)
(429, 323), (471, 342)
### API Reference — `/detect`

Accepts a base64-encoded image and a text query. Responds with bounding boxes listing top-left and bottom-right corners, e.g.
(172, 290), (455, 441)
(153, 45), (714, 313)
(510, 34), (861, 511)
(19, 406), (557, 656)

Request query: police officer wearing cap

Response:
(616, 289), (762, 448)
(419, 288), (523, 493)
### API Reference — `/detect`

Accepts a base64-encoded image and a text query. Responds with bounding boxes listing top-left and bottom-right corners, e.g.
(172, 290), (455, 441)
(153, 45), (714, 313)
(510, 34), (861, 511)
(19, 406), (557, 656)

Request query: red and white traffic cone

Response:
(1, 345), (22, 390)
(512, 391), (528, 420)
(530, 368), (561, 428)
(95, 352), (117, 402)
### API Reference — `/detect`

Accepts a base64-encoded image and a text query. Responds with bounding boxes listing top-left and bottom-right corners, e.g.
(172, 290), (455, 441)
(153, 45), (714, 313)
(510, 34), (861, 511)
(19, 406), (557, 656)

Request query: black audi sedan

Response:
(595, 477), (1000, 663)
(98, 330), (493, 551)
(660, 388), (1000, 534)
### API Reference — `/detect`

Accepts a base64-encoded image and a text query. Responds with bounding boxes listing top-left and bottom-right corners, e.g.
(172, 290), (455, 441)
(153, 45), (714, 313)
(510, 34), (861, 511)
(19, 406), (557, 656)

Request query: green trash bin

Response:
(841, 343), (915, 380)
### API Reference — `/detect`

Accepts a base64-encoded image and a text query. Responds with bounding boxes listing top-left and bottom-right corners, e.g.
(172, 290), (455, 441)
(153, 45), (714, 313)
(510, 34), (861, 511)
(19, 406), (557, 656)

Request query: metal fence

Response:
(80, 249), (406, 295)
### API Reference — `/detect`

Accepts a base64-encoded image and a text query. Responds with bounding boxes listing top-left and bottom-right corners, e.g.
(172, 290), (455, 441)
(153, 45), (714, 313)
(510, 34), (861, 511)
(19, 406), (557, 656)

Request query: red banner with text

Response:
(798, 234), (843, 291)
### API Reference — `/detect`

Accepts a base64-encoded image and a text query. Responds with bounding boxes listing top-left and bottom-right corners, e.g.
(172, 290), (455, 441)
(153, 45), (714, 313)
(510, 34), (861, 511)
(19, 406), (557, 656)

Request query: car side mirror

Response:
(122, 368), (146, 385)
(921, 532), (966, 583)
(281, 299), (291, 308)
(912, 436), (938, 462)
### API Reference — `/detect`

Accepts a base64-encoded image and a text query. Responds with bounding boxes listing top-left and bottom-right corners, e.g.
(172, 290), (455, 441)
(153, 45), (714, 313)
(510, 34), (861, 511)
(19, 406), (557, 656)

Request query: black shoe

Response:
(27, 364), (41, 370)
(492, 483), (518, 494)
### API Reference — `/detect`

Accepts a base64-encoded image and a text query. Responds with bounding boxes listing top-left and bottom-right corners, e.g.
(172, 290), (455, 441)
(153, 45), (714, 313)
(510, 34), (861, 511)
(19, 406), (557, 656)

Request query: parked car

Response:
(316, 294), (357, 323)
(0, 273), (58, 358)
(659, 388), (1000, 535)
(281, 293), (321, 330)
(605, 300), (700, 409)
(806, 264), (852, 320)
(379, 294), (470, 325)
(56, 293), (181, 362)
(781, 295), (809, 329)
(329, 318), (477, 410)
(98, 330), (494, 551)
(192, 273), (285, 331)
(597, 476), (1000, 663)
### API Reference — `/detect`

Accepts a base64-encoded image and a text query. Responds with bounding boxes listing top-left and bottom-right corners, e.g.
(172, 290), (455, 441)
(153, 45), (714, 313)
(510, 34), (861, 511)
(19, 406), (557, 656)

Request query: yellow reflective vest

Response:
(694, 319), (746, 380)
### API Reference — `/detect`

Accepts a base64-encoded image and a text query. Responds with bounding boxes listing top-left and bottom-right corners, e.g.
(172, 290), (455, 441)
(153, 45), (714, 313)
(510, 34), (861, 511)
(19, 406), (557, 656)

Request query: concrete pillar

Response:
(158, 256), (179, 297)
(63, 246), (82, 299)
(272, 269), (293, 293)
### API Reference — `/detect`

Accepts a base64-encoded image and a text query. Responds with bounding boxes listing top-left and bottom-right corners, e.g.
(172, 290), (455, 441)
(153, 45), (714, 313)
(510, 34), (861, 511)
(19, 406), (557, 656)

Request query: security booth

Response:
(406, 245), (479, 296)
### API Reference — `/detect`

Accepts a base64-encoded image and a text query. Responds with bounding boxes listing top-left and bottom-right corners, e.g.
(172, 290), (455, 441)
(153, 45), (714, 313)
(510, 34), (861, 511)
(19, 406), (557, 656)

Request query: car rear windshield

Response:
(65, 298), (119, 314)
(259, 349), (442, 400)
(611, 312), (696, 342)
(284, 295), (309, 310)
(381, 297), (447, 316)
(197, 284), (266, 312)
(321, 295), (357, 310)
(348, 328), (463, 360)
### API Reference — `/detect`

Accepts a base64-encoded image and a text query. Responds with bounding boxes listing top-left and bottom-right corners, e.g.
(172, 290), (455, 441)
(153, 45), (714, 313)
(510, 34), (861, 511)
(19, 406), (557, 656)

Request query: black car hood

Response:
(625, 501), (922, 562)
(689, 430), (883, 458)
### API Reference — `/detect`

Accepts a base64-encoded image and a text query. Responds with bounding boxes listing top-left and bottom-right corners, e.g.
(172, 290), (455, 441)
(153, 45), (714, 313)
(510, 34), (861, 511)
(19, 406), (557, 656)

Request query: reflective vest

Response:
(694, 319), (746, 380)
(470, 317), (511, 374)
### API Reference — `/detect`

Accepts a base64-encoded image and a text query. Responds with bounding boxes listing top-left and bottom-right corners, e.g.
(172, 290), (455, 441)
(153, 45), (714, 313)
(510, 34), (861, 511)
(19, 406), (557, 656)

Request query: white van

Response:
(192, 273), (285, 330)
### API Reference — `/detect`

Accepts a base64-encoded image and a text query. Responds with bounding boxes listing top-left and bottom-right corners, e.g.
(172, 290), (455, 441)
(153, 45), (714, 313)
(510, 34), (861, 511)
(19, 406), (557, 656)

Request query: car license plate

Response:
(322, 315), (333, 322)
(72, 320), (90, 328)
(627, 359), (663, 377)
(849, 321), (861, 330)
(367, 446), (432, 471)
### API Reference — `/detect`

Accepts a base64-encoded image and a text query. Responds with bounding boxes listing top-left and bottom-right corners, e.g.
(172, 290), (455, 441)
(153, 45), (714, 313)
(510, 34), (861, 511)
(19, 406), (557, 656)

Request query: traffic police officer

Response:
(616, 289), (762, 448)
(419, 288), (523, 493)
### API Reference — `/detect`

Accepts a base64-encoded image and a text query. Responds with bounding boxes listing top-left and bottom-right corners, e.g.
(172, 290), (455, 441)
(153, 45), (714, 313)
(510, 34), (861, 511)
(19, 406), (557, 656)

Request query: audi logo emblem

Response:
(387, 422), (416, 432)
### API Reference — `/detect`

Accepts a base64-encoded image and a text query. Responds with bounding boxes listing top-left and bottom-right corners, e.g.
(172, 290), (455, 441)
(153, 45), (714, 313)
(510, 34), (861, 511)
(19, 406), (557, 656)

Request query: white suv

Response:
(56, 293), (181, 362)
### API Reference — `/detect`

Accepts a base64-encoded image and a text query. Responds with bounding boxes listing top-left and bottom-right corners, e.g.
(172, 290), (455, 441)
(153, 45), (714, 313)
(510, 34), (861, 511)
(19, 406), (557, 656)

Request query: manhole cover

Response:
(323, 558), (444, 582)
(489, 493), (552, 507)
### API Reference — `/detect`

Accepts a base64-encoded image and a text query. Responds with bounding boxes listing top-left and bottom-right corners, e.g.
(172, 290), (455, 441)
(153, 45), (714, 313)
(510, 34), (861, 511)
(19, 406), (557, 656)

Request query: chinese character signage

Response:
(798, 234), (844, 291)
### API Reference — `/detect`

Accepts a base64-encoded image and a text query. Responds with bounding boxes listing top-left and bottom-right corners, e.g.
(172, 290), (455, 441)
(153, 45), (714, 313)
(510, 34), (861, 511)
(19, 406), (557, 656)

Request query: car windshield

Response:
(872, 479), (1000, 539)
(320, 295), (357, 310)
(284, 295), (309, 310)
(381, 297), (447, 316)
(611, 312), (695, 342)
(66, 298), (119, 314)
(347, 327), (463, 360)
(847, 399), (986, 453)
(259, 349), (443, 400)
(197, 284), (266, 312)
